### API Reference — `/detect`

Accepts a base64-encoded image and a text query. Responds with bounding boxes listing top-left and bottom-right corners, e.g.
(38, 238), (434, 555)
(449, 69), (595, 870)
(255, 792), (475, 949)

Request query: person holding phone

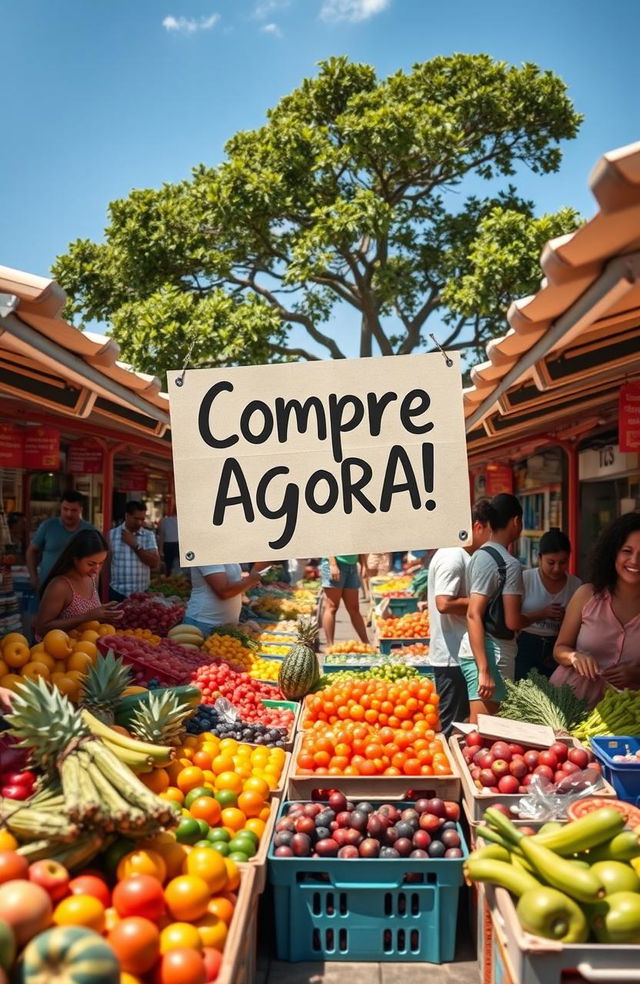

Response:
(35, 529), (123, 637)
(184, 561), (271, 633)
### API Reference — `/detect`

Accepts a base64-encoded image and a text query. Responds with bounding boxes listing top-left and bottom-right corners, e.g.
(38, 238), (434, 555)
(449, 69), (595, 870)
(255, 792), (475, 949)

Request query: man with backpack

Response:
(459, 493), (563, 721)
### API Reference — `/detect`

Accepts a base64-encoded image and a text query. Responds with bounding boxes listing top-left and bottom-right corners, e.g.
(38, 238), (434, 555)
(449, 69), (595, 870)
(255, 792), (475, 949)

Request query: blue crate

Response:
(268, 799), (466, 962)
(590, 736), (640, 805)
(378, 636), (429, 655)
(322, 661), (433, 676)
(387, 597), (419, 615)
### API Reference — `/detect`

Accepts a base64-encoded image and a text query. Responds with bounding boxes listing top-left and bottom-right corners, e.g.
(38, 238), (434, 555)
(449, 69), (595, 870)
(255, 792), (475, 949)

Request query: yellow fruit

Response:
(71, 641), (98, 660)
(80, 630), (100, 644)
(21, 661), (51, 681)
(67, 651), (92, 673)
(66, 670), (86, 683)
(0, 831), (18, 851)
(3, 642), (31, 668)
(97, 624), (116, 636)
(122, 685), (148, 696)
(0, 661), (7, 678)
(43, 629), (72, 659)
(32, 650), (54, 670)
(79, 620), (100, 631)
(0, 673), (26, 692)
(1, 633), (28, 649)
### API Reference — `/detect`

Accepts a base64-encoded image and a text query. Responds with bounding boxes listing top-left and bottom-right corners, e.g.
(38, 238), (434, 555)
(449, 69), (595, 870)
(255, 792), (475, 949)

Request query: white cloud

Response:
(260, 21), (283, 36)
(253, 0), (290, 19)
(162, 13), (220, 34)
(319, 0), (391, 22)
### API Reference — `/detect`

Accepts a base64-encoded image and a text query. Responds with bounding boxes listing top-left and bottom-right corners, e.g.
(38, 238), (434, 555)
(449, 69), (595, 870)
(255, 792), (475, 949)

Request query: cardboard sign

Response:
(23, 427), (60, 470)
(68, 439), (104, 475)
(619, 381), (640, 452)
(0, 426), (24, 468)
(477, 714), (555, 749)
(168, 354), (471, 566)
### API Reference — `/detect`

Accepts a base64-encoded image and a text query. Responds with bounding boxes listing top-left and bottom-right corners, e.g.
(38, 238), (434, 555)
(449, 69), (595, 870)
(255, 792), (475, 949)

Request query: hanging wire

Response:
(429, 333), (454, 368)
(174, 329), (201, 387)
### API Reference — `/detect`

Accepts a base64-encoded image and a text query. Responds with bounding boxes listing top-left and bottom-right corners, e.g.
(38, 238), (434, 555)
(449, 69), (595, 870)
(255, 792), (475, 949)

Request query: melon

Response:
(278, 619), (320, 700)
(19, 926), (119, 984)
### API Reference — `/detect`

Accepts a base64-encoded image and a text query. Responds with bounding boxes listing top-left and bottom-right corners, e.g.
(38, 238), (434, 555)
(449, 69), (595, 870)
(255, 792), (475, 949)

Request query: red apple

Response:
(443, 802), (460, 822)
(491, 742), (512, 762)
(523, 750), (539, 770)
(534, 765), (554, 782)
(479, 769), (496, 787)
(28, 860), (70, 902)
(521, 774), (536, 787)
(550, 741), (568, 763)
(489, 803), (511, 817)
(567, 748), (589, 769)
(508, 743), (525, 756)
(419, 813), (442, 832)
(68, 874), (111, 908)
(497, 775), (520, 794)
(554, 771), (566, 783)
(538, 750), (558, 770)
(476, 752), (495, 771)
(491, 759), (511, 780)
(560, 761), (580, 775)
(465, 731), (484, 748)
(509, 759), (528, 779)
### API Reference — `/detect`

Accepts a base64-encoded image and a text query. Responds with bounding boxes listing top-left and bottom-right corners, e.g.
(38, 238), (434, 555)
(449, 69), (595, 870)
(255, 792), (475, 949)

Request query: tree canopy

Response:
(54, 53), (583, 380)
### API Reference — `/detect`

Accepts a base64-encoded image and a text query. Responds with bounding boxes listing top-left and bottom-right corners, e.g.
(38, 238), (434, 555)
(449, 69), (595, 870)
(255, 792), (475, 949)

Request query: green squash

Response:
(19, 926), (119, 984)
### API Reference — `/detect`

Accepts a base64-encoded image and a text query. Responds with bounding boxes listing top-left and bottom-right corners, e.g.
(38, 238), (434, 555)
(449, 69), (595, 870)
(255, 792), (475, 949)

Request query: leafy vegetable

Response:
(498, 670), (589, 733)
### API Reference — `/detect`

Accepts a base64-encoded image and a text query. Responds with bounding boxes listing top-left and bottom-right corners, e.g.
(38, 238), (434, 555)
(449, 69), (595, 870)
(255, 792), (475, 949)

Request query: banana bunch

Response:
(167, 623), (205, 649)
(81, 709), (174, 774)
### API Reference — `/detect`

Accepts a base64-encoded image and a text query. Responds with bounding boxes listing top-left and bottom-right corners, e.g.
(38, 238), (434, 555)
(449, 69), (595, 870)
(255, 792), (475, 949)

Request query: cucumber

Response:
(464, 858), (541, 897)
(534, 807), (625, 856)
(587, 831), (640, 863)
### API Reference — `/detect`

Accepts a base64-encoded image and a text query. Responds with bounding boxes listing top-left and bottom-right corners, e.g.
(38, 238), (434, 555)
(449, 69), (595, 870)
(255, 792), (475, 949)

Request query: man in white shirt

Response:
(108, 501), (160, 601)
(427, 499), (492, 734)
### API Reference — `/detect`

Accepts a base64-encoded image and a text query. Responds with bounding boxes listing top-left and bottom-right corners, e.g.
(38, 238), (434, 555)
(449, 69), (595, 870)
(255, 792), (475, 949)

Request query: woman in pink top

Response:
(35, 529), (123, 638)
(551, 513), (640, 707)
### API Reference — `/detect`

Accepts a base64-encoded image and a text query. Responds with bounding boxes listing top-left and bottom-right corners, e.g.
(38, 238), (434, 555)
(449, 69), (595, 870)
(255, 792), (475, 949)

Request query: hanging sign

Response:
(619, 381), (640, 452)
(68, 439), (104, 475)
(0, 425), (24, 468)
(119, 469), (148, 492)
(168, 353), (472, 565)
(23, 427), (60, 470)
(485, 463), (513, 496)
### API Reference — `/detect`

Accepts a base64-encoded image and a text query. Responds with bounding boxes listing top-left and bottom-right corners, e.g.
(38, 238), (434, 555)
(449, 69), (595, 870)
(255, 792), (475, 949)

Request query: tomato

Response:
(113, 874), (166, 921)
(164, 875), (211, 922)
(194, 912), (228, 951)
(68, 874), (111, 908)
(0, 852), (28, 884)
(207, 896), (234, 924)
(117, 849), (167, 883)
(202, 946), (222, 982)
(108, 916), (161, 974)
(152, 948), (207, 984)
(184, 849), (228, 894)
(188, 797), (221, 827)
(53, 894), (106, 932)
(160, 921), (203, 953)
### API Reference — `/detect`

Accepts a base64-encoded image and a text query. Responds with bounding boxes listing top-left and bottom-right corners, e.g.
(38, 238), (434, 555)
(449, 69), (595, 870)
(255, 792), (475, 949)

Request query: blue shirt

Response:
(32, 518), (95, 583)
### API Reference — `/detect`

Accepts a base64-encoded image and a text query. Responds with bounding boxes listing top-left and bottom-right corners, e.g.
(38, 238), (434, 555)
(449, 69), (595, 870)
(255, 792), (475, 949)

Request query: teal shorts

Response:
(460, 638), (508, 703)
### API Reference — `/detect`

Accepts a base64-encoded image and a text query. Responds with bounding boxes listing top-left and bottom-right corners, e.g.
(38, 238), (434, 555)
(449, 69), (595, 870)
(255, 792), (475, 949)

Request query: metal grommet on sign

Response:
(185, 551), (195, 561)
(458, 530), (469, 541)
(175, 374), (185, 387)
(429, 333), (454, 368)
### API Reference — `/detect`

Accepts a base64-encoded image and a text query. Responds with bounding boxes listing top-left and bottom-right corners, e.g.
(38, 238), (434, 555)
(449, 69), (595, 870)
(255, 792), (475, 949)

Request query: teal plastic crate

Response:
(378, 636), (429, 655)
(322, 661), (433, 676)
(268, 800), (466, 962)
(387, 597), (419, 615)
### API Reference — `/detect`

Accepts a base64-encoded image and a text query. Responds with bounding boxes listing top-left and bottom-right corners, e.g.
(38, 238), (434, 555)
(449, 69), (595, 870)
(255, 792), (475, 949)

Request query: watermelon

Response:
(18, 926), (119, 984)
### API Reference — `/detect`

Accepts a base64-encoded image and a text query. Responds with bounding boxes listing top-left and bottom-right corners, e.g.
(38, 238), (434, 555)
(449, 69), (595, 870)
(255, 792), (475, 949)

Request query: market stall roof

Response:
(463, 140), (640, 460)
(0, 265), (171, 443)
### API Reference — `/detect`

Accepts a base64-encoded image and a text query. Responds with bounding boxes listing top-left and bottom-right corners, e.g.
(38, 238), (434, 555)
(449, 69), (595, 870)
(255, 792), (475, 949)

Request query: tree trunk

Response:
(359, 315), (372, 358)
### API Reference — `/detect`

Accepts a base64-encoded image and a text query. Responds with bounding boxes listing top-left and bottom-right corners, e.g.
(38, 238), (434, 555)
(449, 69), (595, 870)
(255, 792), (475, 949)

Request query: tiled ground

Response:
(259, 588), (480, 983)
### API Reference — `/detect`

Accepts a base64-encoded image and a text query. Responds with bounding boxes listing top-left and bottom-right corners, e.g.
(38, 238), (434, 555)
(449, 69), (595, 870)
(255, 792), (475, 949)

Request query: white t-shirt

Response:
(185, 564), (243, 626)
(521, 568), (582, 637)
(427, 547), (470, 667)
(459, 542), (524, 669)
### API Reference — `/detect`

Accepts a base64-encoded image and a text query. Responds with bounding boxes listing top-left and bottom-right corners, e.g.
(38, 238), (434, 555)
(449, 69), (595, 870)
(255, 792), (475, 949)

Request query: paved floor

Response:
(260, 590), (480, 983)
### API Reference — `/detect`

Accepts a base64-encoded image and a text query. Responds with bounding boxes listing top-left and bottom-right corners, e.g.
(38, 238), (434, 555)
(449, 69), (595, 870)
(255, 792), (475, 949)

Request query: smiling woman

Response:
(551, 512), (640, 707)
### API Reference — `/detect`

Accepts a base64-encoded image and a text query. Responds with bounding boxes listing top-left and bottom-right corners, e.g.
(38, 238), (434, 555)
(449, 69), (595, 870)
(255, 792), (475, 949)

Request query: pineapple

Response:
(7, 676), (89, 771)
(129, 691), (193, 746)
(81, 650), (132, 725)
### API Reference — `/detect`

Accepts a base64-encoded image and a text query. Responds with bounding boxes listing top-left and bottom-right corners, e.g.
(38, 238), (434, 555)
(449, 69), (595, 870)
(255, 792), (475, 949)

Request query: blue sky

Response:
(2, 0), (640, 358)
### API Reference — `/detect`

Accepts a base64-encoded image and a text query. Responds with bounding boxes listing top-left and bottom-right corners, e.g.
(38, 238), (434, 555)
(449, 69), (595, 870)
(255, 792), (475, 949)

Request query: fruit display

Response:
(278, 619), (320, 699)
(246, 620), (298, 635)
(573, 687), (640, 741)
(371, 576), (413, 594)
(376, 611), (430, 639)
(248, 657), (281, 682)
(249, 590), (316, 619)
(498, 669), (590, 731)
(325, 641), (378, 656)
(466, 804), (640, 945)
(322, 651), (429, 666)
(257, 643), (290, 656)
(272, 794), (463, 859)
(184, 702), (293, 744)
(117, 628), (161, 646)
(456, 730), (597, 800)
(202, 633), (256, 670)
(302, 674), (440, 730)
(100, 634), (209, 686)
(0, 629), (102, 702)
(296, 722), (451, 778)
(117, 594), (185, 635)
(391, 642), (430, 658)
(167, 623), (205, 649)
(316, 665), (422, 687)
(192, 661), (287, 715)
(149, 572), (192, 599)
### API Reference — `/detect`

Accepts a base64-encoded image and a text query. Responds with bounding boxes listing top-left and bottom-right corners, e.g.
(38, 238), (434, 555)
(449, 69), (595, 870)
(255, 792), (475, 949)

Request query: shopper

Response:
(107, 500), (160, 601)
(427, 499), (492, 734)
(26, 491), (95, 590)
(551, 512), (640, 707)
(157, 509), (179, 575)
(184, 562), (269, 633)
(516, 529), (581, 680)
(35, 529), (123, 637)
(321, 554), (370, 647)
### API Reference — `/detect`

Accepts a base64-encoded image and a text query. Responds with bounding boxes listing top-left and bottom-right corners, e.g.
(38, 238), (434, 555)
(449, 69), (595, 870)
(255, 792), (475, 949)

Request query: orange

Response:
(195, 912), (228, 951)
(1, 673), (26, 692)
(241, 776), (270, 798)
(188, 797), (221, 827)
(161, 786), (184, 805)
(223, 858), (240, 893)
(140, 768), (170, 795)
(1, 632), (28, 649)
(211, 754), (235, 775)
(79, 620), (100, 631)
(220, 808), (246, 833)
(42, 629), (72, 659)
(3, 642), (31, 668)
(150, 841), (187, 881)
(192, 750), (212, 771)
(117, 849), (167, 883)
(97, 623), (116, 636)
(21, 661), (51, 681)
(53, 894), (106, 933)
(67, 651), (93, 673)
(184, 848), (227, 894)
(80, 630), (100, 643)
(164, 875), (211, 922)
(244, 818), (266, 839)
(0, 830), (18, 851)
(207, 896), (235, 925)
(160, 921), (203, 954)
(31, 650), (54, 670)
(66, 669), (87, 683)
(176, 767), (205, 793)
(72, 640), (98, 659)
(214, 772), (242, 794)
(237, 791), (266, 818)
(53, 661), (67, 674)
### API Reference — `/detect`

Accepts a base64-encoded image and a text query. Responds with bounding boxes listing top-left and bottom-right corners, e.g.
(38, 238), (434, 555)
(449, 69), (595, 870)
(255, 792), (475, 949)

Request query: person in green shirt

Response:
(320, 554), (370, 647)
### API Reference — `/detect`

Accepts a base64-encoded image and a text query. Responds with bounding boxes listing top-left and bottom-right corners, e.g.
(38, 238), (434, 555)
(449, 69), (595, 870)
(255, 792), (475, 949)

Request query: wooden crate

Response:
(287, 730), (461, 800)
(217, 864), (259, 984)
(449, 735), (617, 822)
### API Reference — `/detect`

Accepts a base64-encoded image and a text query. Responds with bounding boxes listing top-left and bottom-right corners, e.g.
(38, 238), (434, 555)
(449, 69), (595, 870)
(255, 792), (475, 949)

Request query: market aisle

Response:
(258, 588), (480, 984)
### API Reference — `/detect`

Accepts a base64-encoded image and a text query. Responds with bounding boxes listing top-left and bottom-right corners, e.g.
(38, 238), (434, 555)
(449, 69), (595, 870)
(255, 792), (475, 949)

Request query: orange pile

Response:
(325, 640), (377, 655)
(376, 611), (430, 638)
(296, 722), (451, 777)
(303, 675), (439, 730)
(0, 626), (108, 701)
(117, 627), (161, 646)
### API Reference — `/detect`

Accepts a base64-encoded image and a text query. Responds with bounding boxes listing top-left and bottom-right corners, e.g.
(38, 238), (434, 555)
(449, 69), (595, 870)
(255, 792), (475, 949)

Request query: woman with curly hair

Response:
(551, 512), (640, 706)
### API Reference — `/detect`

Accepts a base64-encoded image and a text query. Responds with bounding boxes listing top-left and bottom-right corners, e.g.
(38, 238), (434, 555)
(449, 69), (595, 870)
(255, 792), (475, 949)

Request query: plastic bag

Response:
(212, 697), (239, 726)
(512, 767), (609, 820)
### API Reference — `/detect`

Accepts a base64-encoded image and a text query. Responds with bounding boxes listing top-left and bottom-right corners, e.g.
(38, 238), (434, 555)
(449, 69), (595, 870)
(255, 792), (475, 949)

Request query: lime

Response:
(184, 786), (214, 809)
(228, 850), (249, 863)
(237, 828), (259, 844)
(215, 789), (238, 808)
(196, 819), (211, 838)
(209, 841), (230, 857)
(101, 837), (136, 875)
(175, 817), (201, 845)
(229, 837), (256, 858)
(194, 839), (214, 848)
(207, 828), (231, 843)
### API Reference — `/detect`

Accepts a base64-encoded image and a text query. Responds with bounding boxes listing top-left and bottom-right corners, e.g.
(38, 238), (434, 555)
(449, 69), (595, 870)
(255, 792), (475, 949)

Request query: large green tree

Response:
(54, 54), (582, 378)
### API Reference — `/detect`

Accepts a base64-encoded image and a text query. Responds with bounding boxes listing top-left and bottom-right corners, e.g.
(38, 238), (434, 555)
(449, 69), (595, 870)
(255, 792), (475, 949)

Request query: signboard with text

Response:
(23, 427), (60, 470)
(620, 381), (640, 452)
(68, 439), (104, 475)
(485, 462), (513, 496)
(0, 426), (24, 468)
(168, 354), (472, 565)
(119, 470), (148, 492)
